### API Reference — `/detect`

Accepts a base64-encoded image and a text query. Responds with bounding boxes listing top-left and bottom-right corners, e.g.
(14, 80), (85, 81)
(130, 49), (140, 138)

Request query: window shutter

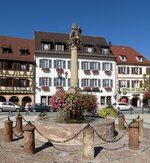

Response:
(98, 62), (101, 70)
(110, 63), (113, 71)
(127, 67), (130, 74)
(63, 61), (66, 69)
(127, 80), (130, 87)
(54, 60), (56, 68)
(140, 81), (143, 88)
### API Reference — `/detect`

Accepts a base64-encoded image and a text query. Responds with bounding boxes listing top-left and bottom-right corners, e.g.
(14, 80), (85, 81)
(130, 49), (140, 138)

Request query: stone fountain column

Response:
(70, 45), (78, 88)
(68, 23), (82, 93)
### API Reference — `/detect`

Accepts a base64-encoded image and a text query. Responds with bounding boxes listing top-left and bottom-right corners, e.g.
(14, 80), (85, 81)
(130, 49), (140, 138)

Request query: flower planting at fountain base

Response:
(50, 89), (98, 123)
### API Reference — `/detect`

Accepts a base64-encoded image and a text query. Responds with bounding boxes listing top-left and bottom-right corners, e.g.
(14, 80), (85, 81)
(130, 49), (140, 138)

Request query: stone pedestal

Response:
(118, 113), (125, 130)
(83, 125), (94, 160)
(3, 118), (13, 143)
(128, 122), (139, 150)
(15, 113), (23, 133)
(23, 122), (35, 154)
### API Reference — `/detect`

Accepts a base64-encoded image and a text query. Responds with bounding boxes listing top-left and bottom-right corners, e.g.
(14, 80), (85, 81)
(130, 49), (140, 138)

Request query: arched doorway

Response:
(22, 96), (32, 107)
(9, 96), (19, 105)
(0, 96), (6, 102)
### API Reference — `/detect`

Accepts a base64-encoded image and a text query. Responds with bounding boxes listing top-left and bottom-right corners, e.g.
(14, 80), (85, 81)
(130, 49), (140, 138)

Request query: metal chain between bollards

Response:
(88, 123), (129, 143)
(35, 123), (90, 143)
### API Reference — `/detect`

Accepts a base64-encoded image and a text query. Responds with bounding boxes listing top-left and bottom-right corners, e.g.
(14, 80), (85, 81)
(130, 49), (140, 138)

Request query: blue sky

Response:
(0, 0), (150, 59)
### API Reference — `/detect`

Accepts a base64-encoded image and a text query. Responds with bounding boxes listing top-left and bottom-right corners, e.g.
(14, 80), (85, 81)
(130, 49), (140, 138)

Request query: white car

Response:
(0, 102), (21, 112)
(112, 102), (133, 111)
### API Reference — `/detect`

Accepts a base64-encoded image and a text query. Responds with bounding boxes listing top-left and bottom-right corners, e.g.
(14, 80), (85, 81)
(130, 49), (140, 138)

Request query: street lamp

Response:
(57, 71), (68, 86)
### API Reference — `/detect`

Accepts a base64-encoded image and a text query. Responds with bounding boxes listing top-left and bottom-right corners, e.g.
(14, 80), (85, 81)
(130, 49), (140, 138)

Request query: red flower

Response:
(83, 86), (91, 91)
(41, 85), (50, 91)
(92, 87), (99, 91)
(42, 68), (50, 73)
(105, 70), (112, 76)
(92, 70), (99, 75)
(105, 87), (112, 92)
(84, 70), (91, 75)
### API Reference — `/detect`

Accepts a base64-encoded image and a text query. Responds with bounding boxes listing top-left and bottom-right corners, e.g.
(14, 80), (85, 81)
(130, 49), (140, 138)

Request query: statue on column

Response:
(68, 23), (82, 45)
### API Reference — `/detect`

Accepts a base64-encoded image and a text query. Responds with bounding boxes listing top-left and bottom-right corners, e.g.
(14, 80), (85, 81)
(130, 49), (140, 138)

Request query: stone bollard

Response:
(136, 116), (144, 137)
(15, 113), (23, 133)
(23, 122), (35, 154)
(83, 124), (94, 160)
(118, 113), (125, 130)
(3, 117), (13, 143)
(138, 119), (143, 137)
(128, 122), (139, 150)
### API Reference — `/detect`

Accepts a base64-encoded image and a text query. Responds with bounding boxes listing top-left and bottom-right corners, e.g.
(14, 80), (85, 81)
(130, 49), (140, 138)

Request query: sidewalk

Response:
(0, 113), (150, 162)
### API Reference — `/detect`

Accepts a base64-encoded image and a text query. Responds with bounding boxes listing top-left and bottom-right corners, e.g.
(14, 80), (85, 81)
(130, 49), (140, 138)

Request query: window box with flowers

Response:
(42, 68), (50, 73)
(56, 86), (63, 90)
(105, 87), (112, 92)
(105, 70), (112, 76)
(56, 68), (64, 74)
(92, 87), (100, 92)
(84, 70), (91, 75)
(92, 70), (99, 75)
(41, 85), (50, 91)
(83, 86), (91, 92)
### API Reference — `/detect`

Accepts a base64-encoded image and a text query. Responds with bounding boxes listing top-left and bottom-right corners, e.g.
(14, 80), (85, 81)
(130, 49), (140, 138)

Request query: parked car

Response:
(28, 103), (50, 112)
(0, 102), (22, 112)
(112, 102), (133, 111)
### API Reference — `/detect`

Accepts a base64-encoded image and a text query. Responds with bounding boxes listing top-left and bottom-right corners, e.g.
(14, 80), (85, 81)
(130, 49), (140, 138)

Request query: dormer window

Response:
(86, 46), (94, 53)
(42, 42), (51, 51)
(20, 48), (29, 56)
(102, 48), (109, 54)
(1, 45), (12, 54)
(119, 55), (127, 61)
(136, 56), (143, 62)
(55, 44), (64, 51)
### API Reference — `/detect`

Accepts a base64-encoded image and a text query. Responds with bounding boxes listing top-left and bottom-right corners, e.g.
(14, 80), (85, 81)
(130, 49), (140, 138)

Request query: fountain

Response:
(35, 23), (115, 146)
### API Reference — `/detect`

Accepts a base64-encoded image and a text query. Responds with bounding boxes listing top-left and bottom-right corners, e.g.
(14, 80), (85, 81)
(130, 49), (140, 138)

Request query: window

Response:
(102, 48), (109, 54)
(86, 46), (94, 53)
(54, 60), (66, 69)
(39, 77), (51, 86)
(20, 49), (29, 56)
(101, 96), (105, 105)
(102, 62), (113, 71)
(119, 55), (127, 61)
(2, 47), (12, 54)
(55, 44), (64, 51)
(102, 79), (113, 87)
(90, 79), (101, 87)
(81, 79), (90, 87)
(90, 62), (100, 70)
(20, 63), (26, 71)
(120, 80), (127, 87)
(132, 80), (139, 88)
(39, 59), (52, 68)
(118, 67), (130, 74)
(136, 56), (143, 62)
(131, 67), (142, 74)
(42, 42), (51, 51)
(54, 78), (66, 87)
(81, 61), (90, 70)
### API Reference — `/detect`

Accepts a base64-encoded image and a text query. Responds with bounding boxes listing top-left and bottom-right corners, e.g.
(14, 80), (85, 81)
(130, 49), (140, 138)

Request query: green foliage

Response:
(99, 105), (117, 118)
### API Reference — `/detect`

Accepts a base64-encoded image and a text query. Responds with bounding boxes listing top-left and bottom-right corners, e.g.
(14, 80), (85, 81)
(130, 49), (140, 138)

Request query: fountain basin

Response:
(35, 113), (115, 146)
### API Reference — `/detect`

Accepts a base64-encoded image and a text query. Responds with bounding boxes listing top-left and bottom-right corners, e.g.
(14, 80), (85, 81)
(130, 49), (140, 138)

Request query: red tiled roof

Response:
(111, 45), (150, 65)
(0, 36), (34, 62)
